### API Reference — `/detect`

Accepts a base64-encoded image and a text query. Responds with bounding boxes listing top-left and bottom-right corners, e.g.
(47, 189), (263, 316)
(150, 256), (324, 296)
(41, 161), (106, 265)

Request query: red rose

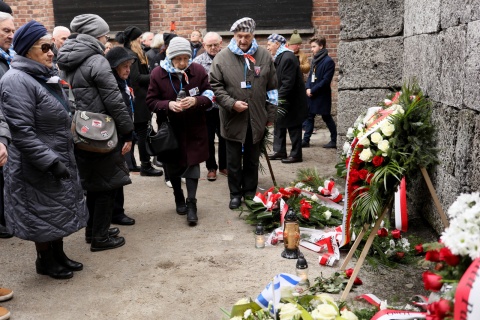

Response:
(391, 229), (401, 239)
(345, 268), (354, 278)
(439, 247), (460, 267)
(396, 252), (405, 259)
(372, 155), (384, 167)
(415, 243), (424, 254)
(358, 169), (369, 180)
(377, 227), (388, 237)
(354, 277), (363, 285)
(353, 152), (363, 164)
(422, 271), (443, 292)
(425, 250), (440, 262)
(435, 299), (452, 317)
(349, 169), (360, 184)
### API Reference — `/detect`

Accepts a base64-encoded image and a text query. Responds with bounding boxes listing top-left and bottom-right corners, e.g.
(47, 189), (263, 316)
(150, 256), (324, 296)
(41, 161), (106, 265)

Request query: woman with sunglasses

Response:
(0, 20), (88, 279)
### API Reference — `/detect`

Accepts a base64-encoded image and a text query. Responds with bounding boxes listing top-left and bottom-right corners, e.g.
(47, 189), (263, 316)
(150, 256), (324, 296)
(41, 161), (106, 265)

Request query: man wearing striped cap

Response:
(210, 17), (278, 210)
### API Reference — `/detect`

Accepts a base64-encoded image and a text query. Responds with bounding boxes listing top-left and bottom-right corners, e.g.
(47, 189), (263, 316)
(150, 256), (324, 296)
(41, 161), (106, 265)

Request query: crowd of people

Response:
(0, 1), (338, 317)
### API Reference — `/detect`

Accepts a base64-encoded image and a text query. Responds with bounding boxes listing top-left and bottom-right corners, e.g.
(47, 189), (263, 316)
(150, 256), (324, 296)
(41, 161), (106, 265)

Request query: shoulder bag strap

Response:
(30, 75), (71, 117)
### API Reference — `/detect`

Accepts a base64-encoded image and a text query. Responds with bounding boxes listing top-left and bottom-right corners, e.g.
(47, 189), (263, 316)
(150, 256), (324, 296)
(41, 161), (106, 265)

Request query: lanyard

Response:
(168, 72), (183, 96)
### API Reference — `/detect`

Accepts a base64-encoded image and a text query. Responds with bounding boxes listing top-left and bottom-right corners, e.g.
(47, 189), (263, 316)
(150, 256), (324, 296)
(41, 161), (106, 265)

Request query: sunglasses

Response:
(33, 43), (54, 53)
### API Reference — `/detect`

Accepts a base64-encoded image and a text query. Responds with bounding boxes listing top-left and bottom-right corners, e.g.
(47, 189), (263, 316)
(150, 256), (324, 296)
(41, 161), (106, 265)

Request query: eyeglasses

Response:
(204, 43), (220, 48)
(33, 43), (54, 53)
(103, 34), (110, 41)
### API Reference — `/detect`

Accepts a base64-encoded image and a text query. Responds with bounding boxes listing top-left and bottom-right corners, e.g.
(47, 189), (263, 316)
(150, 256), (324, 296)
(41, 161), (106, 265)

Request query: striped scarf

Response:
(228, 38), (258, 70)
(0, 48), (15, 65)
(160, 57), (193, 84)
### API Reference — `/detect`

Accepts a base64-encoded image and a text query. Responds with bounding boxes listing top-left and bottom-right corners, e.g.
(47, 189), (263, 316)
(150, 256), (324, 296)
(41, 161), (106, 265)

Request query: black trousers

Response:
(134, 121), (149, 163)
(86, 189), (116, 239)
(112, 187), (125, 217)
(225, 125), (261, 199)
(205, 108), (226, 171)
(273, 124), (303, 159)
(303, 113), (337, 143)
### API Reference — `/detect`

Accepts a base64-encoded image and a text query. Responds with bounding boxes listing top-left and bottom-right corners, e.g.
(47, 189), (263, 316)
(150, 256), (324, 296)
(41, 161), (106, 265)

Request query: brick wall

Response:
(9, 0), (55, 31)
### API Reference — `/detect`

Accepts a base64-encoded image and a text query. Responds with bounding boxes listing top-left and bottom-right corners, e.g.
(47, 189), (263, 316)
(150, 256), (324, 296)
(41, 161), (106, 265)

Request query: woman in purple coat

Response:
(146, 37), (213, 225)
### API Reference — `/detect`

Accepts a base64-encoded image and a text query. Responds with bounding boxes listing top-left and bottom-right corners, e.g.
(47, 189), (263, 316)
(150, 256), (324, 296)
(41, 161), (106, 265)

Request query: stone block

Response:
(431, 103), (459, 175)
(464, 21), (480, 111)
(471, 0), (480, 21)
(337, 89), (391, 135)
(440, 26), (466, 108)
(455, 109), (476, 188)
(403, 34), (441, 102)
(338, 0), (403, 40)
(469, 115), (480, 192)
(338, 37), (403, 90)
(441, 0), (471, 28)
(404, 0), (440, 36)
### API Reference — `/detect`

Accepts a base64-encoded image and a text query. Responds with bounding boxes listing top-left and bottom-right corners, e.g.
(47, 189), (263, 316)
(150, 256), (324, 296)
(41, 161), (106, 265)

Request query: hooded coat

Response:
(0, 56), (88, 241)
(57, 34), (134, 191)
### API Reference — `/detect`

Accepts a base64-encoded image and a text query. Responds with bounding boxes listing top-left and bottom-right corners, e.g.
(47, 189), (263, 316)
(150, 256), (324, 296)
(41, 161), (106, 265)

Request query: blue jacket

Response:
(305, 54), (335, 115)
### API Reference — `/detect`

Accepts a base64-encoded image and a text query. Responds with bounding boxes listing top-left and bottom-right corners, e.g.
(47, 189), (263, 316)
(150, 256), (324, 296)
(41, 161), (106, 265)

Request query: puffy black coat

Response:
(305, 54), (335, 115)
(274, 51), (308, 128)
(0, 56), (88, 242)
(124, 47), (151, 123)
(57, 34), (134, 191)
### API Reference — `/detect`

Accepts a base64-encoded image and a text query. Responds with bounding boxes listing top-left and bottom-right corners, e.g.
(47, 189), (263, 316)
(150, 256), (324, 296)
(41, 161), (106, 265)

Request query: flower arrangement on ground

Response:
(336, 82), (437, 244)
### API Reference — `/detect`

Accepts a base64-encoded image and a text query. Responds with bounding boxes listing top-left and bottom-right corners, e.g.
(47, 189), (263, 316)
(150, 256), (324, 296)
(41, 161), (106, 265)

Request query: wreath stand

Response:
(339, 167), (450, 301)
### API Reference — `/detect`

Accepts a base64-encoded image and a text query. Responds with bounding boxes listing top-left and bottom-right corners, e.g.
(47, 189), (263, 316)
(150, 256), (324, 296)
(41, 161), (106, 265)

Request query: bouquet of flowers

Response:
(336, 83), (437, 242)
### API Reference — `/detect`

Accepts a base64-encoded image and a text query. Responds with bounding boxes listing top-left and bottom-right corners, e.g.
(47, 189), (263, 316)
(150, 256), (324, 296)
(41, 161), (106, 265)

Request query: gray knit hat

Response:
(166, 37), (191, 60)
(70, 14), (109, 38)
(230, 17), (255, 33)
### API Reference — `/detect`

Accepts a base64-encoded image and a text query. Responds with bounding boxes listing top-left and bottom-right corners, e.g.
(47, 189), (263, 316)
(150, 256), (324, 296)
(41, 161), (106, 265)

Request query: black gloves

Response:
(49, 161), (71, 180)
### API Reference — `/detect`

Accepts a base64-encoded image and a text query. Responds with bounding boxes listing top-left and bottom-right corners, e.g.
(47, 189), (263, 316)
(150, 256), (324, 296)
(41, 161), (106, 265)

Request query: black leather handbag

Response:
(145, 117), (178, 156)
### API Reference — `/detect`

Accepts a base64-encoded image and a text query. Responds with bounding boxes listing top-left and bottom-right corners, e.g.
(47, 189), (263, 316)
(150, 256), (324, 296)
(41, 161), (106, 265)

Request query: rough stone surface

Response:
(431, 103), (459, 175)
(455, 109), (477, 189)
(338, 0), (403, 40)
(441, 0), (472, 28)
(440, 25), (466, 108)
(337, 88), (391, 136)
(471, 0), (480, 21)
(338, 37), (403, 89)
(403, 34), (441, 102)
(469, 115), (480, 192)
(464, 20), (480, 111)
(404, 0), (440, 36)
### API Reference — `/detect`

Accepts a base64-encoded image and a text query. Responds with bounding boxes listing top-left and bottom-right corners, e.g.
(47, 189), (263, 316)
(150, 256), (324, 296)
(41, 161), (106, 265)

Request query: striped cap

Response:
(267, 33), (286, 44)
(230, 17), (256, 33)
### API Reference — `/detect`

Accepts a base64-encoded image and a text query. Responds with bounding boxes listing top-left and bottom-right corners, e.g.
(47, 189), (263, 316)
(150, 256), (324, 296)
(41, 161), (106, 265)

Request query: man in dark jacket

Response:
(210, 17), (278, 210)
(302, 36), (337, 149)
(266, 33), (308, 164)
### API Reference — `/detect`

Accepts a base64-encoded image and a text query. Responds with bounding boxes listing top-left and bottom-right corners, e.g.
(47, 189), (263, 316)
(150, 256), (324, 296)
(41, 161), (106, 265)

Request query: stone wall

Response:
(338, 0), (480, 233)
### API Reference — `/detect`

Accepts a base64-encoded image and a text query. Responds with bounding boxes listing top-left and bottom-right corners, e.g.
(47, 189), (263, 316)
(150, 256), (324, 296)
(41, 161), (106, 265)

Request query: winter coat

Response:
(296, 50), (310, 75)
(125, 47), (151, 123)
(274, 51), (308, 128)
(209, 45), (277, 144)
(0, 56), (9, 79)
(0, 55), (88, 242)
(146, 62), (212, 166)
(146, 47), (159, 70)
(305, 54), (335, 115)
(57, 34), (134, 191)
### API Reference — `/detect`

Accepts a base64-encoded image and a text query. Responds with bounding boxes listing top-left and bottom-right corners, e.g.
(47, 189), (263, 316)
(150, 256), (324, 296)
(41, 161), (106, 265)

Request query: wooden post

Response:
(339, 223), (369, 271)
(340, 202), (392, 301)
(263, 150), (277, 187)
(420, 167), (449, 228)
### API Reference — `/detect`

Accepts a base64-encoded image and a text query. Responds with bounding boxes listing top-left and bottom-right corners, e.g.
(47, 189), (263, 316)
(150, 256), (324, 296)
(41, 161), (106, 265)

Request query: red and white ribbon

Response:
(356, 294), (383, 308)
(454, 258), (480, 319)
(299, 226), (342, 267)
(394, 177), (408, 232)
(371, 310), (426, 320)
(318, 179), (343, 203)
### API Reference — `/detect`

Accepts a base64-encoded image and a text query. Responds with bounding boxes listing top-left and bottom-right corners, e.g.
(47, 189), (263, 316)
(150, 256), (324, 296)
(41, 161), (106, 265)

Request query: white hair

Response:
(141, 32), (154, 41)
(52, 26), (70, 37)
(203, 32), (222, 43)
(151, 33), (164, 49)
(0, 12), (13, 23)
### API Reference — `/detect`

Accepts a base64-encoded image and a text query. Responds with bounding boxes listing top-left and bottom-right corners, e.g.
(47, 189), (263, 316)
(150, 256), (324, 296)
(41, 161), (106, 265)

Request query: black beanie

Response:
(0, 1), (12, 14)
(106, 46), (137, 68)
(163, 33), (178, 46)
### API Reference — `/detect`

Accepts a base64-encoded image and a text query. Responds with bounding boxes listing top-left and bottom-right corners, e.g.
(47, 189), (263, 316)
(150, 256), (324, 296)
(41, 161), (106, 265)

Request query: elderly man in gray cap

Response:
(210, 17), (278, 210)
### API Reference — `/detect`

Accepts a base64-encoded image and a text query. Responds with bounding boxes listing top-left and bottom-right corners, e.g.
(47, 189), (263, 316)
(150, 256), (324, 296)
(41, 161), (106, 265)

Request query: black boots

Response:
(50, 240), (83, 271)
(186, 198), (198, 225)
(36, 248), (74, 279)
(90, 236), (125, 252)
(85, 227), (120, 243)
(174, 190), (187, 215)
(140, 161), (163, 176)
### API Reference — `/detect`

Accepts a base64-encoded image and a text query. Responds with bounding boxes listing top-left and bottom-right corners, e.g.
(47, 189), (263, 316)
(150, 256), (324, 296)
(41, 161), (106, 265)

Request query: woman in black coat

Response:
(266, 34), (308, 163)
(116, 26), (162, 177)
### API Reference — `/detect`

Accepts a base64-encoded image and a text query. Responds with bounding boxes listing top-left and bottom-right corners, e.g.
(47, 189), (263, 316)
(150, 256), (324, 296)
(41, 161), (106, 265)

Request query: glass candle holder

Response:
(255, 224), (265, 249)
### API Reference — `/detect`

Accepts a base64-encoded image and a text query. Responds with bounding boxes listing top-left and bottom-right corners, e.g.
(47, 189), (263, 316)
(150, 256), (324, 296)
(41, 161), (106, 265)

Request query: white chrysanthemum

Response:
(279, 303), (302, 320)
(304, 186), (313, 192)
(378, 140), (390, 153)
(359, 148), (373, 162)
(311, 303), (337, 320)
(370, 132), (383, 144)
(346, 127), (355, 138)
(295, 182), (305, 189)
(389, 239), (395, 249)
(380, 122), (395, 136)
(389, 104), (405, 115)
(359, 137), (370, 147)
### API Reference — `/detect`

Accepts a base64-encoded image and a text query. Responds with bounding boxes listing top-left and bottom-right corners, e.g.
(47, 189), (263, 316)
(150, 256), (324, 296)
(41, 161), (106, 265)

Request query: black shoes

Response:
(51, 240), (83, 272)
(140, 162), (163, 176)
(281, 157), (303, 164)
(229, 197), (242, 209)
(301, 141), (310, 148)
(36, 249), (74, 279)
(85, 227), (120, 244)
(90, 236), (125, 252)
(174, 190), (187, 215)
(0, 225), (12, 238)
(111, 213), (135, 225)
(186, 198), (198, 225)
(268, 152), (287, 160)
(129, 165), (140, 172)
(323, 141), (337, 148)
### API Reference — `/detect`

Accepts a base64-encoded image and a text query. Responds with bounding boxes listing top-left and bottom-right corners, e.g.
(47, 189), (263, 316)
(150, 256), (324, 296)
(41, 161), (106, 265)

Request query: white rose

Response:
(279, 303), (302, 320)
(311, 194), (319, 202)
(346, 127), (354, 138)
(244, 309), (252, 318)
(359, 148), (373, 162)
(380, 122), (395, 136)
(343, 141), (351, 154)
(357, 123), (364, 131)
(311, 304), (338, 320)
(378, 140), (390, 153)
(370, 132), (383, 144)
(356, 131), (364, 138)
(359, 137), (370, 147)
(340, 310), (359, 320)
(324, 210), (332, 220)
